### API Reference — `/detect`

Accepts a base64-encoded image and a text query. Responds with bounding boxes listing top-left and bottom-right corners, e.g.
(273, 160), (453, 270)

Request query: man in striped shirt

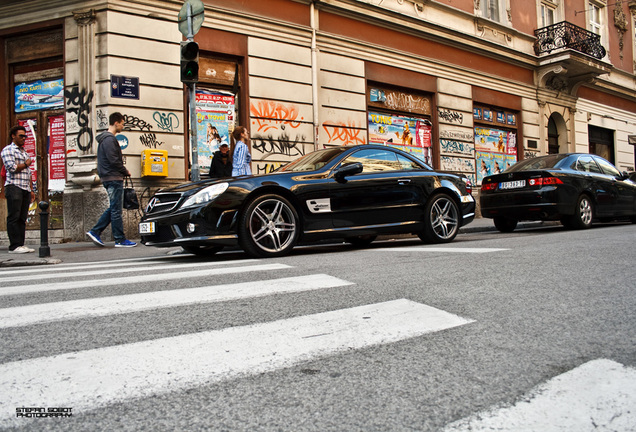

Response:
(1, 126), (35, 254)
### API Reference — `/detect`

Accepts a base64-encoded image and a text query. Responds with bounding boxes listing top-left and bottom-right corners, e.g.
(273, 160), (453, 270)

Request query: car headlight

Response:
(181, 182), (229, 209)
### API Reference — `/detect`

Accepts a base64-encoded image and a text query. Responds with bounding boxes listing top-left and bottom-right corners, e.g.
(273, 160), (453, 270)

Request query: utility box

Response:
(141, 149), (168, 177)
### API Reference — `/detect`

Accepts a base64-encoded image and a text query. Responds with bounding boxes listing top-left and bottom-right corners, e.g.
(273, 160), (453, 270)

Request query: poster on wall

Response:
(17, 119), (38, 190)
(476, 151), (517, 184)
(195, 90), (235, 175)
(15, 79), (64, 113)
(474, 127), (518, 184)
(48, 115), (66, 192)
(368, 112), (433, 165)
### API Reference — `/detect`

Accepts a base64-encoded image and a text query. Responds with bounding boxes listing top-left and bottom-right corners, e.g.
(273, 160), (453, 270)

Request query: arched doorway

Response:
(548, 113), (567, 154)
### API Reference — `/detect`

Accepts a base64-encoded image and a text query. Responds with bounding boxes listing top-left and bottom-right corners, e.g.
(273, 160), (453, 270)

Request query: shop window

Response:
(367, 85), (433, 166)
(588, 125), (614, 163)
(474, 105), (519, 184)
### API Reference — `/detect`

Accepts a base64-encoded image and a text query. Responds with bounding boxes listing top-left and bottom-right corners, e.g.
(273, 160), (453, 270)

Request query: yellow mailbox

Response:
(141, 149), (168, 177)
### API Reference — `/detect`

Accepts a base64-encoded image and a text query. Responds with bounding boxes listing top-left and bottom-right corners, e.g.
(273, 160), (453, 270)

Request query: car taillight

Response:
(464, 178), (472, 194)
(481, 182), (497, 191)
(528, 177), (563, 186)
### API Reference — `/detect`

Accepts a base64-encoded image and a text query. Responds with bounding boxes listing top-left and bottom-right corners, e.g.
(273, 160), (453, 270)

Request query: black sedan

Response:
(139, 145), (476, 257)
(480, 153), (636, 232)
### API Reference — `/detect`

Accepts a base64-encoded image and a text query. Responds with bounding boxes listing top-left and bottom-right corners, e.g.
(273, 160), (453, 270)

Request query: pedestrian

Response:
(209, 143), (233, 178)
(86, 112), (137, 248)
(231, 126), (252, 176)
(1, 126), (35, 254)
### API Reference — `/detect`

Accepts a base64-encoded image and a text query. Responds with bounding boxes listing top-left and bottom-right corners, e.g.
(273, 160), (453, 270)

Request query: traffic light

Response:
(180, 40), (199, 85)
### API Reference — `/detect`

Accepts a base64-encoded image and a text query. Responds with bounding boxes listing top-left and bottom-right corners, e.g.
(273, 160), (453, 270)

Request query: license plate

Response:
(139, 222), (156, 234)
(499, 180), (526, 189)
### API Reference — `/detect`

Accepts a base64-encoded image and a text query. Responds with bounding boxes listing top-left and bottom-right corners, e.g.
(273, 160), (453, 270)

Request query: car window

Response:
(342, 149), (402, 172)
(508, 154), (565, 172)
(396, 154), (427, 170)
(593, 157), (621, 177)
(575, 156), (602, 174)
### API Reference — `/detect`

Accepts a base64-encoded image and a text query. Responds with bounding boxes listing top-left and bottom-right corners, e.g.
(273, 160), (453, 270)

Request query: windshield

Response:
(507, 154), (568, 172)
(277, 147), (347, 172)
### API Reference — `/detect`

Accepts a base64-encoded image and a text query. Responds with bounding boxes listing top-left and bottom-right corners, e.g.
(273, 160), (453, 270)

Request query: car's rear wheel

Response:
(238, 194), (300, 257)
(493, 216), (518, 233)
(418, 193), (459, 243)
(182, 245), (224, 256)
(346, 235), (377, 248)
(563, 194), (593, 229)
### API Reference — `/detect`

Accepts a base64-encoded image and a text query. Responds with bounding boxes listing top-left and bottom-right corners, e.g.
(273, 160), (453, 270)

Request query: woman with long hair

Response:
(231, 126), (252, 176)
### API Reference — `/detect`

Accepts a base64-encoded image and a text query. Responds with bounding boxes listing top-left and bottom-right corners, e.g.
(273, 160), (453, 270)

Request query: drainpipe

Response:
(311, 1), (320, 151)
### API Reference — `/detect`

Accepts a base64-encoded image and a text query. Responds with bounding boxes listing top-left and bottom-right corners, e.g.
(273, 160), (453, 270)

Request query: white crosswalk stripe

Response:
(0, 263), (291, 296)
(375, 247), (509, 253)
(0, 274), (353, 328)
(0, 256), (476, 428)
(0, 299), (472, 427)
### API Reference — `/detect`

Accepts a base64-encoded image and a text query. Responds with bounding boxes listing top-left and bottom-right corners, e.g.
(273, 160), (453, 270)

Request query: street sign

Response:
(178, 0), (205, 37)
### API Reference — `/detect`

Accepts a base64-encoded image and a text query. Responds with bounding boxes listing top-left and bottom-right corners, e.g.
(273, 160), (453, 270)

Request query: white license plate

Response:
(139, 222), (156, 234)
(499, 180), (526, 189)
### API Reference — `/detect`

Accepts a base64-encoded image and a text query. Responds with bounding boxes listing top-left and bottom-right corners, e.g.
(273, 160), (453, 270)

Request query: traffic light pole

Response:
(186, 3), (200, 182)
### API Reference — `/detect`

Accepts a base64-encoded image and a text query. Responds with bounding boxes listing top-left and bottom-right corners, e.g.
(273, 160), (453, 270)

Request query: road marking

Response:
(0, 274), (354, 328)
(0, 299), (473, 427)
(0, 254), (188, 275)
(443, 359), (636, 432)
(0, 263), (291, 297)
(0, 259), (259, 283)
(375, 247), (509, 253)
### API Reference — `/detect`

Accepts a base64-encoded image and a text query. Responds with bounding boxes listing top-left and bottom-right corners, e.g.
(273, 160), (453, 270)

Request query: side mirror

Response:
(619, 171), (630, 180)
(334, 162), (363, 182)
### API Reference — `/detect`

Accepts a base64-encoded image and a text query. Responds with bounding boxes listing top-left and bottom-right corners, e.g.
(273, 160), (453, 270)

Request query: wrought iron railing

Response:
(534, 21), (606, 59)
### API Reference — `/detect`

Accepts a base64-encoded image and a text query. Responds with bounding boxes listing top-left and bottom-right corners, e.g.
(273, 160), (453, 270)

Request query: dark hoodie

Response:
(96, 131), (127, 182)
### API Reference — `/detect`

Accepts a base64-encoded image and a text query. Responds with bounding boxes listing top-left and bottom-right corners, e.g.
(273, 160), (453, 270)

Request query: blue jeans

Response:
(91, 180), (125, 242)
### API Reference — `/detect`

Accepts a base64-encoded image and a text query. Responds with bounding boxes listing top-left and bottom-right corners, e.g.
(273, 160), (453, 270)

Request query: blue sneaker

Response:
(115, 239), (137, 248)
(87, 231), (104, 247)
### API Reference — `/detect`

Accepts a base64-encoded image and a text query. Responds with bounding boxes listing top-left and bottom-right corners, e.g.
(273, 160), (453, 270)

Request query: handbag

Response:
(123, 176), (140, 210)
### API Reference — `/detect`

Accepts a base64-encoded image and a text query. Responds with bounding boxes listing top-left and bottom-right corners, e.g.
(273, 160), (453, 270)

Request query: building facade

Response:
(1, 0), (635, 243)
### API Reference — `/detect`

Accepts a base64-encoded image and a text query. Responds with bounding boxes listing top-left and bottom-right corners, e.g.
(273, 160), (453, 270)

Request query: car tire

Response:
(182, 245), (224, 256)
(238, 194), (300, 257)
(418, 193), (460, 243)
(346, 235), (377, 248)
(563, 194), (594, 229)
(493, 217), (518, 233)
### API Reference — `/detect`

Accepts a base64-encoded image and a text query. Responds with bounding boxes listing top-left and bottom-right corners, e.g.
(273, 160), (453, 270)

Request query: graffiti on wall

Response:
(440, 155), (475, 173)
(154, 111), (179, 132)
(438, 108), (464, 124)
(255, 162), (284, 175)
(440, 139), (474, 157)
(322, 122), (366, 146)
(65, 87), (94, 152)
(250, 100), (304, 133)
(384, 92), (430, 114)
(439, 129), (474, 141)
(252, 134), (308, 160)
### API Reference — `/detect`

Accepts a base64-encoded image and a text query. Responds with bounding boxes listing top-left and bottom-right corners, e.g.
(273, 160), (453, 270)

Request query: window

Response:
(344, 149), (401, 173)
(589, 2), (602, 36)
(541, 1), (557, 27)
(594, 156), (621, 177)
(480, 0), (503, 23)
(575, 156), (602, 173)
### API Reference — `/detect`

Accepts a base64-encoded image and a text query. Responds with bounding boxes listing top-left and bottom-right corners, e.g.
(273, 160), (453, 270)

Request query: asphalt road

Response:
(1, 222), (635, 431)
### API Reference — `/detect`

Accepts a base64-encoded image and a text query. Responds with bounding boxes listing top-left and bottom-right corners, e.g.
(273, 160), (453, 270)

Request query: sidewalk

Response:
(0, 219), (556, 267)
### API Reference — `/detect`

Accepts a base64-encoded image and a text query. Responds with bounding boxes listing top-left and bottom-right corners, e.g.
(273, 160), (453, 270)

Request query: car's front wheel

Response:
(418, 193), (460, 243)
(563, 194), (593, 229)
(238, 194), (300, 257)
(494, 217), (517, 233)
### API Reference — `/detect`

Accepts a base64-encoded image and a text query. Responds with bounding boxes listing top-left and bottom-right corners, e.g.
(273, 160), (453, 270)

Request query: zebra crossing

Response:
(0, 254), (474, 428)
(1, 250), (634, 430)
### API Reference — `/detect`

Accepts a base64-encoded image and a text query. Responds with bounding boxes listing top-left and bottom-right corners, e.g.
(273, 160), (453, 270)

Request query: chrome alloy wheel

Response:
(248, 198), (298, 254)
(578, 196), (593, 226)
(428, 195), (459, 241)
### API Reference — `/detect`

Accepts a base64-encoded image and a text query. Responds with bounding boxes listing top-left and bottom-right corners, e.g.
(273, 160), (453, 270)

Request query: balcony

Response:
(533, 21), (611, 95)
(534, 21), (606, 59)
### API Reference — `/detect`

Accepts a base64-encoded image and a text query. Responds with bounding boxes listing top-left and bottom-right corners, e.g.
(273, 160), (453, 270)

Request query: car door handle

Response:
(398, 179), (411, 185)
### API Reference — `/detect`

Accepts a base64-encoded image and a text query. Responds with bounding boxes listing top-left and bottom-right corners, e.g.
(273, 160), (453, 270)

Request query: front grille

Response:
(146, 192), (183, 214)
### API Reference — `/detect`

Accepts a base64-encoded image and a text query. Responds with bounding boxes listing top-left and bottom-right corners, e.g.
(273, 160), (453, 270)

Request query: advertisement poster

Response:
(17, 119), (38, 189)
(195, 90), (235, 175)
(368, 112), (433, 164)
(48, 115), (66, 192)
(15, 79), (64, 113)
(476, 151), (517, 184)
